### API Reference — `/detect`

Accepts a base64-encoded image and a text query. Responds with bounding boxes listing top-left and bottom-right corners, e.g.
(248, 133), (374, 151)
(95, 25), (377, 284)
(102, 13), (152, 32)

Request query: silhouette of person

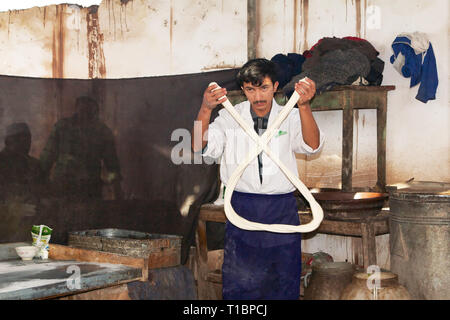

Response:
(40, 96), (122, 200)
(0, 122), (43, 204)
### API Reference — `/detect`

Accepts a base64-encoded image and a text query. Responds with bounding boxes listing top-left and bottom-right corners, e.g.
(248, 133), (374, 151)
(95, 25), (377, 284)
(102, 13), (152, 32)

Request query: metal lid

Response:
(388, 181), (450, 201)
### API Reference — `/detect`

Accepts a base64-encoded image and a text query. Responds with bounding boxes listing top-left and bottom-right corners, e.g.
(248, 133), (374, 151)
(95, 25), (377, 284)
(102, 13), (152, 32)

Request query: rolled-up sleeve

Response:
(290, 111), (325, 155)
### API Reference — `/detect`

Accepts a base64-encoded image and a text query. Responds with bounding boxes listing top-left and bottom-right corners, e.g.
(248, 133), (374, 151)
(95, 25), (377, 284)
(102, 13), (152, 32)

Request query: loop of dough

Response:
(209, 81), (323, 233)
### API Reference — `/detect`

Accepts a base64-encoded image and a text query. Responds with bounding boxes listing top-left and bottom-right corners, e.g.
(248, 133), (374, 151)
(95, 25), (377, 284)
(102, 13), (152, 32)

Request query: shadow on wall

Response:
(0, 69), (239, 263)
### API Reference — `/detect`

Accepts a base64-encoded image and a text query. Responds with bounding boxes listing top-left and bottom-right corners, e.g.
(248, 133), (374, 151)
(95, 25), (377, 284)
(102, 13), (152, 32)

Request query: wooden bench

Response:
(195, 204), (390, 299)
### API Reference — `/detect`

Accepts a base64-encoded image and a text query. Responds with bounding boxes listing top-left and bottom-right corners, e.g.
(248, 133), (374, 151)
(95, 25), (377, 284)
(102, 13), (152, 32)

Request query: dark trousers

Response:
(222, 191), (301, 300)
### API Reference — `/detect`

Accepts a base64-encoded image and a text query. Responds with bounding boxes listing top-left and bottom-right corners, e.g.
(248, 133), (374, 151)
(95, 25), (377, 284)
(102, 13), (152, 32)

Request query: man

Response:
(40, 96), (122, 200)
(192, 59), (324, 299)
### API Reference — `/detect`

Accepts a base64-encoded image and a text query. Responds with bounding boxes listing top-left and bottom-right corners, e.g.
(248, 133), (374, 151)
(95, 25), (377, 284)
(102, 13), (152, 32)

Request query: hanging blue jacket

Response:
(390, 36), (438, 103)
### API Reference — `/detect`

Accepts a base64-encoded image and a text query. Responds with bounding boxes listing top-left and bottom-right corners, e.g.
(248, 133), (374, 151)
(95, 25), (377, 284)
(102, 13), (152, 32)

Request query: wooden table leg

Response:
(342, 92), (353, 192)
(361, 221), (377, 270)
(195, 219), (214, 299)
(376, 97), (387, 192)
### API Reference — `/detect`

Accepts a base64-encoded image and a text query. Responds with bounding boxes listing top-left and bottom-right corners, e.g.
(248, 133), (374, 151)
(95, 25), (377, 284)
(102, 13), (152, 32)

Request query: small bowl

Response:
(15, 246), (38, 261)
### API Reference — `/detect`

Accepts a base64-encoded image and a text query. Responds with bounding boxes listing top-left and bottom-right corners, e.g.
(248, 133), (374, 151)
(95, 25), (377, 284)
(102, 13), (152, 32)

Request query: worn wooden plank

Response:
(199, 206), (389, 237)
(311, 91), (345, 110)
(361, 222), (377, 269)
(59, 283), (131, 300)
(148, 247), (180, 269)
(328, 85), (396, 92)
(342, 90), (354, 192)
(49, 244), (148, 281)
(376, 93), (388, 192)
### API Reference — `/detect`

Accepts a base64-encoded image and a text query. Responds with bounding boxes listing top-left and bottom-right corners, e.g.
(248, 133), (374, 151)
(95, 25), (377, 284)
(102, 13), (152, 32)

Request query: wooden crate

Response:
(67, 229), (181, 269)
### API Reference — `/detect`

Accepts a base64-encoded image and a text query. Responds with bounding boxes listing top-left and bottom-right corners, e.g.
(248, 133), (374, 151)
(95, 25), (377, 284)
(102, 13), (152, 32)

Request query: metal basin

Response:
(312, 191), (388, 221)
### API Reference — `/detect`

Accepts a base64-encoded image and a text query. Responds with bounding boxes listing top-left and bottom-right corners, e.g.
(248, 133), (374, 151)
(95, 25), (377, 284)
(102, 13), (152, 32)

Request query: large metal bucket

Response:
(389, 182), (450, 299)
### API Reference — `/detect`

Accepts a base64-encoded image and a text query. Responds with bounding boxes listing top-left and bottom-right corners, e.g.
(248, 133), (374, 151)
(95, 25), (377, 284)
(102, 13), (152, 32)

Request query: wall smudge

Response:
(201, 64), (239, 71)
(87, 5), (106, 79)
(52, 5), (65, 79)
(120, 0), (129, 37)
(43, 7), (46, 28)
(106, 0), (117, 40)
(300, 0), (309, 52)
(355, 0), (361, 38)
(293, 0), (298, 52)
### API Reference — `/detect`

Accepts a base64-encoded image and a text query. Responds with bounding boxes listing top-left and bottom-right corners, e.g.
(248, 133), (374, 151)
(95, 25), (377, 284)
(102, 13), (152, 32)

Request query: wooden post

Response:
(376, 94), (387, 192)
(342, 90), (353, 191)
(361, 221), (377, 270)
(195, 219), (211, 299)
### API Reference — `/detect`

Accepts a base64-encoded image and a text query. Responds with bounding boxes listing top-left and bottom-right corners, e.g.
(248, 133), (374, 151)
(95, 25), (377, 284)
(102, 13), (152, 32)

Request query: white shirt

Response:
(203, 99), (325, 194)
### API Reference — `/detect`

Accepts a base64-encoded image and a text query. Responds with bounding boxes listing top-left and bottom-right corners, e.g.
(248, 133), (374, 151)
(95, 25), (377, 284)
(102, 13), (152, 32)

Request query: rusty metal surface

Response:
(389, 185), (450, 300)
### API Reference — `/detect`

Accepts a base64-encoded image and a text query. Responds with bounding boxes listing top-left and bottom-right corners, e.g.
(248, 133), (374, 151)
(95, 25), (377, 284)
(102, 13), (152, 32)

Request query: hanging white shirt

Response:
(203, 99), (325, 195)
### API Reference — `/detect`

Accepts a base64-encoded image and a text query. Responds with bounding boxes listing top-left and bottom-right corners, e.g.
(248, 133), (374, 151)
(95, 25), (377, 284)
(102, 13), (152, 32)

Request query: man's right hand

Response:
(201, 83), (228, 110)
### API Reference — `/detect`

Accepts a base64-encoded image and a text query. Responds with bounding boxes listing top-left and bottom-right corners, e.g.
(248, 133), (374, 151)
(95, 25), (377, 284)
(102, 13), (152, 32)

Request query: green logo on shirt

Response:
(275, 130), (287, 137)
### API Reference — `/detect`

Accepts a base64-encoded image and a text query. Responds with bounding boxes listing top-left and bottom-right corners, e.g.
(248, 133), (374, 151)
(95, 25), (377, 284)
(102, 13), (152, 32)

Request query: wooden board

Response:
(49, 244), (149, 281)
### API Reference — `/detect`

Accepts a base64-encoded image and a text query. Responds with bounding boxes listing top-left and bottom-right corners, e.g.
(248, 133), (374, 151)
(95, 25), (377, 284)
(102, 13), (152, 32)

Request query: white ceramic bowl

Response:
(15, 246), (38, 261)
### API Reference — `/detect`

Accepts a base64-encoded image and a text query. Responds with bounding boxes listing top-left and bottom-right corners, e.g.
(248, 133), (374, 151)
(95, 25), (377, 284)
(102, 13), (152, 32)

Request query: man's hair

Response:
(236, 58), (278, 87)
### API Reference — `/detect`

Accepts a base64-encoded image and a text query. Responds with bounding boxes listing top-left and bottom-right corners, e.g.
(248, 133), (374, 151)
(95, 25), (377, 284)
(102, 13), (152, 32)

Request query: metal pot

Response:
(312, 191), (388, 220)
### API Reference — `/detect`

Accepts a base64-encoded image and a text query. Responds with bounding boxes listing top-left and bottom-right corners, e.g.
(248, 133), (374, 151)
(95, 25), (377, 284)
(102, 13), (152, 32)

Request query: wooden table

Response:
(227, 85), (396, 192)
(195, 204), (390, 298)
(0, 260), (141, 300)
(0, 243), (144, 300)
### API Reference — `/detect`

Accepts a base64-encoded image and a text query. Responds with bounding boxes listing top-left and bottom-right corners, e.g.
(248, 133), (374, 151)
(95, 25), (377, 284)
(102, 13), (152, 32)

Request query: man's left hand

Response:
(295, 78), (316, 107)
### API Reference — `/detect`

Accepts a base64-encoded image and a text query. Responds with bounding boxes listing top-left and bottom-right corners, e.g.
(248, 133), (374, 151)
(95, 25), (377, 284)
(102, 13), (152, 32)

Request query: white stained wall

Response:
(0, 0), (448, 268)
(0, 0), (247, 78)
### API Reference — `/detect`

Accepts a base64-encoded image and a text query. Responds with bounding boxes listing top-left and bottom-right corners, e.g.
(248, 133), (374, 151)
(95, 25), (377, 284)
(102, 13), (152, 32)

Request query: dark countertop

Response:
(0, 243), (142, 300)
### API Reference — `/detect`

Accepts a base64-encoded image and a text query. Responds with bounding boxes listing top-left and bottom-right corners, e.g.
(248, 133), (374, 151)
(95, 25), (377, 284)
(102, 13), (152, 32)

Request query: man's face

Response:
(242, 76), (279, 117)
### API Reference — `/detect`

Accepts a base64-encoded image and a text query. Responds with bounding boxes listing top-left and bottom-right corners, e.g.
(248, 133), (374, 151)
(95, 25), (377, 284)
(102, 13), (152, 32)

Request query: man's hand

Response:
(201, 83), (228, 110)
(295, 78), (316, 107)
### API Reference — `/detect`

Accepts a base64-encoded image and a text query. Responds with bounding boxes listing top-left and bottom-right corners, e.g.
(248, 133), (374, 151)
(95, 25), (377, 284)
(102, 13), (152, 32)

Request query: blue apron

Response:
(222, 191), (302, 300)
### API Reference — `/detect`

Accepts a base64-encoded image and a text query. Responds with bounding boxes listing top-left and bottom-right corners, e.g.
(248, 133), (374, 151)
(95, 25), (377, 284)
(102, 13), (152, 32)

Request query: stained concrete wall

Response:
(0, 0), (447, 188)
(0, 0), (247, 79)
(0, 0), (448, 268)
